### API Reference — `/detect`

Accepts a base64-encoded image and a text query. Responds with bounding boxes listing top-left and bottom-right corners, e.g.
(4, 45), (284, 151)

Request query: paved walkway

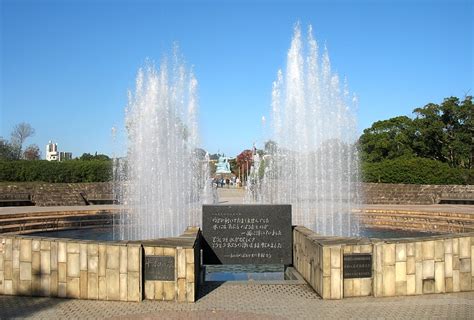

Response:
(0, 283), (473, 319)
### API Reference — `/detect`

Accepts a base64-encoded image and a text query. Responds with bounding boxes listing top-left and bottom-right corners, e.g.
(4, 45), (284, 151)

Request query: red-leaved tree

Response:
(236, 149), (254, 180)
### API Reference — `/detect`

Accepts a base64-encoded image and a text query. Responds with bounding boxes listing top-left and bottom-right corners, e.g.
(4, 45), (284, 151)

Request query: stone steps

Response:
(358, 209), (474, 233)
(0, 218), (112, 234)
(0, 209), (116, 234)
(360, 219), (472, 233)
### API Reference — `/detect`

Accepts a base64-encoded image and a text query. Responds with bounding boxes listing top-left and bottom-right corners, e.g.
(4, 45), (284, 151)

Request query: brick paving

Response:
(0, 283), (473, 319)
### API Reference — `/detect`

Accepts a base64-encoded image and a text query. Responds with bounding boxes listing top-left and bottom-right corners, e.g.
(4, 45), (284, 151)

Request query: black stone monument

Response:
(202, 204), (292, 265)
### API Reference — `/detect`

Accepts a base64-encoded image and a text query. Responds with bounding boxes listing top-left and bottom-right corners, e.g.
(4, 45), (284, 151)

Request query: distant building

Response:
(46, 141), (72, 161)
(59, 152), (73, 161)
(46, 141), (58, 161)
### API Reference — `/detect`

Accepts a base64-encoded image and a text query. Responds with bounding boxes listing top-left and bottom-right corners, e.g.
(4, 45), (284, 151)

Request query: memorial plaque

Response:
(343, 254), (372, 279)
(144, 256), (175, 281)
(202, 204), (292, 265)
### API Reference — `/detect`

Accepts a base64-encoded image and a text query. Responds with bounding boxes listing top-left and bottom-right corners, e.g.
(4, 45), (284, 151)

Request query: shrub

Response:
(0, 160), (112, 183)
(362, 157), (473, 185)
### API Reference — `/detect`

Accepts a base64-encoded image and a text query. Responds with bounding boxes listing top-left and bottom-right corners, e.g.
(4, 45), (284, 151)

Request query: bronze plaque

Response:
(343, 254), (372, 278)
(144, 256), (175, 281)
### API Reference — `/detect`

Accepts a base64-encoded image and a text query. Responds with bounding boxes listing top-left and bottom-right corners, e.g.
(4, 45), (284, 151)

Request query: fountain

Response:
(248, 24), (361, 236)
(113, 53), (214, 240)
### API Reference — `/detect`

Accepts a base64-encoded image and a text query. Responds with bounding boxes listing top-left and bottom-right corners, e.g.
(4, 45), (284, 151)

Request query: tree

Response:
(236, 149), (254, 180)
(10, 122), (35, 159)
(78, 153), (110, 161)
(359, 116), (416, 162)
(413, 96), (473, 168)
(194, 148), (207, 160)
(209, 153), (219, 161)
(229, 158), (238, 176)
(23, 144), (41, 160)
(79, 153), (94, 161)
(264, 140), (278, 155)
(0, 137), (17, 160)
(358, 96), (473, 169)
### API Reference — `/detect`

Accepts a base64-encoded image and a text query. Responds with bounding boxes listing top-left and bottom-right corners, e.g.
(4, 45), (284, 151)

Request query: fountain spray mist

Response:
(250, 24), (362, 236)
(114, 52), (214, 240)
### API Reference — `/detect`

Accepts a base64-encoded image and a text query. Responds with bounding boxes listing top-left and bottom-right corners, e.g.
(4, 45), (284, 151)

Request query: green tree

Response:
(359, 116), (416, 162)
(359, 96), (473, 169)
(0, 138), (18, 160)
(413, 96), (473, 168)
(78, 153), (110, 161)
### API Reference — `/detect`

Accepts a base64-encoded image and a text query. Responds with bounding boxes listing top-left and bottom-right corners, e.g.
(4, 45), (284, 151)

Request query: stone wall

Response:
(142, 227), (200, 303)
(0, 182), (113, 206)
(362, 183), (474, 205)
(0, 226), (200, 303)
(2, 182), (473, 206)
(0, 235), (142, 301)
(373, 236), (474, 297)
(293, 226), (474, 300)
(293, 227), (373, 299)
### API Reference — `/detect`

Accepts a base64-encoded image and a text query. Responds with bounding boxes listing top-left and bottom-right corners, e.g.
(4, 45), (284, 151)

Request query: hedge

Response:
(1, 158), (472, 185)
(362, 157), (473, 185)
(0, 160), (112, 183)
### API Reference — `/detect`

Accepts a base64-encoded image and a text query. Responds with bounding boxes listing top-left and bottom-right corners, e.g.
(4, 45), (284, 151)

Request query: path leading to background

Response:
(217, 187), (246, 204)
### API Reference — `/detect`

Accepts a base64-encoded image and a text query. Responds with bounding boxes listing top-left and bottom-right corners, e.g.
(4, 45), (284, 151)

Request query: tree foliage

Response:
(78, 153), (110, 161)
(23, 144), (41, 160)
(236, 149), (254, 178)
(0, 138), (19, 160)
(359, 96), (473, 169)
(359, 116), (416, 162)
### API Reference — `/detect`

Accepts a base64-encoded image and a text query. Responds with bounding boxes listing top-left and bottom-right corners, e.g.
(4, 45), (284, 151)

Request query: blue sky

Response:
(1, 0), (472, 158)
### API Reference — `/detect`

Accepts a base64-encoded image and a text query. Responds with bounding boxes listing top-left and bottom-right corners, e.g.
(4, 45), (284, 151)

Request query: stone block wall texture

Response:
(294, 226), (474, 300)
(1, 182), (473, 206)
(142, 228), (200, 303)
(373, 235), (474, 297)
(358, 209), (474, 233)
(0, 235), (142, 301)
(362, 183), (474, 205)
(293, 227), (344, 299)
(0, 182), (113, 206)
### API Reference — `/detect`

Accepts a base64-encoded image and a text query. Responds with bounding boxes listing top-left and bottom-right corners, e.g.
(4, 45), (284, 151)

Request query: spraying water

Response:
(113, 52), (215, 240)
(249, 24), (361, 236)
